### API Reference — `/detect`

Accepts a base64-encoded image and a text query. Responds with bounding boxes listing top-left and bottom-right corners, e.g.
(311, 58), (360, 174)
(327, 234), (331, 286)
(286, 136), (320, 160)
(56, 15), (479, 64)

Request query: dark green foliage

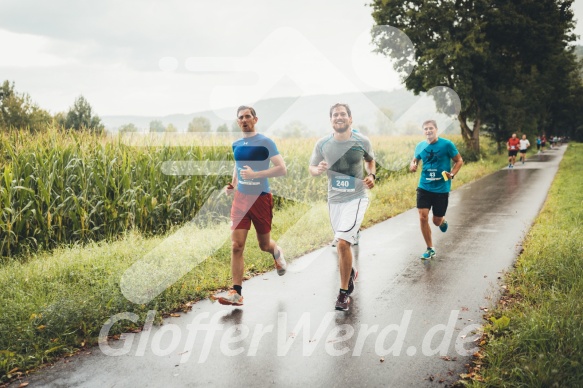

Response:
(0, 81), (52, 132)
(370, 0), (583, 151)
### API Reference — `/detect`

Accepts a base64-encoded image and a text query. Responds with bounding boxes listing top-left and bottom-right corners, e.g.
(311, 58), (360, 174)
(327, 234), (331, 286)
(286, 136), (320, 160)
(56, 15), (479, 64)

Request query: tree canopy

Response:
(63, 95), (104, 133)
(0, 81), (51, 132)
(149, 120), (165, 132)
(187, 116), (211, 132)
(371, 0), (583, 151)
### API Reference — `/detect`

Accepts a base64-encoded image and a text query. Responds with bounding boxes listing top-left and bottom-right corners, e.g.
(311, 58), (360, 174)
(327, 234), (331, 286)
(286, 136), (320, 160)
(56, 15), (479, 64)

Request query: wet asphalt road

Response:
(13, 146), (566, 388)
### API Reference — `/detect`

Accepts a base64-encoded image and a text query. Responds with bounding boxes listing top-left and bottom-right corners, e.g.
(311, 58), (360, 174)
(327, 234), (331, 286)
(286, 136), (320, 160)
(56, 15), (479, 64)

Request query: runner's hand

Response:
(224, 183), (235, 195)
(316, 161), (328, 175)
(410, 160), (418, 172)
(240, 165), (255, 179)
(363, 175), (375, 189)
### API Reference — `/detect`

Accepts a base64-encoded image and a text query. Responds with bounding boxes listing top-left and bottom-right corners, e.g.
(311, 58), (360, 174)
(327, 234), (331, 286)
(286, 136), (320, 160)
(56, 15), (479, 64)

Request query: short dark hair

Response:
(422, 120), (437, 128)
(329, 103), (352, 118)
(236, 105), (256, 118)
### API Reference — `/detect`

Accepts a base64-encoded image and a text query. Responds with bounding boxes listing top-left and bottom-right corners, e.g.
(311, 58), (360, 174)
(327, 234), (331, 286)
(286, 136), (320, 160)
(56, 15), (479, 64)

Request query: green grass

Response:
(465, 143), (583, 387)
(0, 137), (505, 382)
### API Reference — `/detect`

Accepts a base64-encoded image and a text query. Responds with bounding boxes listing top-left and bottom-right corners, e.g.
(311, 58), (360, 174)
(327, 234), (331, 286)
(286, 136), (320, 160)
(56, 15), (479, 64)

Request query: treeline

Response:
(371, 0), (583, 154)
(0, 81), (104, 133)
(119, 117), (240, 134)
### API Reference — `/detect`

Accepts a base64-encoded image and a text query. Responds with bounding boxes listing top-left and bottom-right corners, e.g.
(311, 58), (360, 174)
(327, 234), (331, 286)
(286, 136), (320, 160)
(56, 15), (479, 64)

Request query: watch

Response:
(450, 174), (455, 180)
(368, 173), (376, 180)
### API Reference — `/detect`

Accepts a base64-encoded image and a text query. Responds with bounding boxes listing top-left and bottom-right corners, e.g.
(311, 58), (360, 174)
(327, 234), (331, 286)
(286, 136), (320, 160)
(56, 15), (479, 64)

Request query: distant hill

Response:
(102, 88), (460, 136)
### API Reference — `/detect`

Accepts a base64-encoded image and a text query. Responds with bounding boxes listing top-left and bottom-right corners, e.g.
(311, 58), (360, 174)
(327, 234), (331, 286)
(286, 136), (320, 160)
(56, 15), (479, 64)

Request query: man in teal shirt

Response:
(409, 120), (463, 259)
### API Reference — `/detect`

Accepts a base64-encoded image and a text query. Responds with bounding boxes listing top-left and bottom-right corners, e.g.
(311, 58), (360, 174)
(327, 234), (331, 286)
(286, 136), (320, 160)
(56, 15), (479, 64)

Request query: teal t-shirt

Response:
(414, 138), (459, 193)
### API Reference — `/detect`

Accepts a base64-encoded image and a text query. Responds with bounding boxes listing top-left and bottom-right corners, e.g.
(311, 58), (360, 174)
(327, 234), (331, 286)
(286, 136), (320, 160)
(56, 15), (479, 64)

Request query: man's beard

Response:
(333, 123), (350, 133)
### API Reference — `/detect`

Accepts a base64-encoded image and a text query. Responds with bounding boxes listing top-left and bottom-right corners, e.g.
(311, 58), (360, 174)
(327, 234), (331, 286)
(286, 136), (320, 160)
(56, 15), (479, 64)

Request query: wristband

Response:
(368, 173), (376, 180)
(227, 183), (235, 189)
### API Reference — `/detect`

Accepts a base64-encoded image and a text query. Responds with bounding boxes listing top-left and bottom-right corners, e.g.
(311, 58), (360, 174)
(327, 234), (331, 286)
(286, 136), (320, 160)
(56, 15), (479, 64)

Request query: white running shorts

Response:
(329, 197), (369, 245)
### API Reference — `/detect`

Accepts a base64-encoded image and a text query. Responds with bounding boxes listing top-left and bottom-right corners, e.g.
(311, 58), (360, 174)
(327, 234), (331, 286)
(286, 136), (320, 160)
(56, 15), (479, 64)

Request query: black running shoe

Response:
(335, 292), (350, 311)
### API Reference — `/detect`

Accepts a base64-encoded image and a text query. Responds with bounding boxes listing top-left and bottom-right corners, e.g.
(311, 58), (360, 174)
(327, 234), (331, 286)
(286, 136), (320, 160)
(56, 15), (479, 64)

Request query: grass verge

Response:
(0, 152), (506, 383)
(464, 143), (583, 387)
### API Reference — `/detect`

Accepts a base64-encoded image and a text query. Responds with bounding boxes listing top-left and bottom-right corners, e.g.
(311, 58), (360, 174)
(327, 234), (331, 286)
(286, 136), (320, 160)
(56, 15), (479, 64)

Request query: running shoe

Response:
(420, 247), (436, 260)
(439, 220), (448, 233)
(274, 246), (287, 276)
(335, 292), (350, 311)
(218, 289), (244, 306)
(331, 238), (338, 248)
(347, 268), (358, 295)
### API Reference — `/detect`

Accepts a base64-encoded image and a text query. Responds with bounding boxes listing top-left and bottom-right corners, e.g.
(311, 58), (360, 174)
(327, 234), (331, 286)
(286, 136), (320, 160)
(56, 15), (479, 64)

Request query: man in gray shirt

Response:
(309, 103), (376, 311)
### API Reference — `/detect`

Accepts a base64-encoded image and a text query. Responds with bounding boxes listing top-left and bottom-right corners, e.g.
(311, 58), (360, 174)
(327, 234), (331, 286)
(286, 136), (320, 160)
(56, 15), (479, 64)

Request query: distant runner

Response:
(519, 134), (530, 164)
(507, 133), (520, 168)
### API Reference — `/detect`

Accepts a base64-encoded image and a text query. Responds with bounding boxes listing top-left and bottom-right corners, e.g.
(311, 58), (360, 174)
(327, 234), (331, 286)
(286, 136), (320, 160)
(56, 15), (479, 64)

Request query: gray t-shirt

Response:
(310, 131), (375, 204)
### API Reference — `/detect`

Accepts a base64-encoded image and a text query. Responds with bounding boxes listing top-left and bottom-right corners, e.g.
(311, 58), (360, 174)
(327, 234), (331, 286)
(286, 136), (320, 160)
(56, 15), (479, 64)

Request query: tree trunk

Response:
(458, 112), (481, 157)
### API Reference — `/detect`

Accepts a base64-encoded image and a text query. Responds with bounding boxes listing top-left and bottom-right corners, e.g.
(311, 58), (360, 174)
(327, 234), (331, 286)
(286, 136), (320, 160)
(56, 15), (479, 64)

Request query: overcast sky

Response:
(1, 0), (582, 118)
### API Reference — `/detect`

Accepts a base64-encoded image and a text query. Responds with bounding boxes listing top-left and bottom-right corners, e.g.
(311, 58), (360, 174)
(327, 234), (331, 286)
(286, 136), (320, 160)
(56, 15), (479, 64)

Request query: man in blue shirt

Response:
(409, 120), (463, 259)
(218, 106), (287, 306)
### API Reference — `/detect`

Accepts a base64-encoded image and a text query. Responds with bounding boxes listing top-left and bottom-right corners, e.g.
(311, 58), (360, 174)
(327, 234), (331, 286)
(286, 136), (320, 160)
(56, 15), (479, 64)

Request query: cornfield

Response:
(0, 127), (463, 259)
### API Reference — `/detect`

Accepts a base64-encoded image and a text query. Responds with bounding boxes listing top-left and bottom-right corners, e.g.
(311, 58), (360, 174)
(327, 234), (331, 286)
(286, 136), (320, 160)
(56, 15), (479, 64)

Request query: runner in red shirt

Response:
(507, 133), (520, 168)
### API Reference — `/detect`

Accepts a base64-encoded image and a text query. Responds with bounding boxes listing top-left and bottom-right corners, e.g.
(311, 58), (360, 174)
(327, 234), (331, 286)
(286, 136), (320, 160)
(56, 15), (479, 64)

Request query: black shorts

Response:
(508, 150), (518, 157)
(519, 149), (527, 154)
(416, 188), (449, 217)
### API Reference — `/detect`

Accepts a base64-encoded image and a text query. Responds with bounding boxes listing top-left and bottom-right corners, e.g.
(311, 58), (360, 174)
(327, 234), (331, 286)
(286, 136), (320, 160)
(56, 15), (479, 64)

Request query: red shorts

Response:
(230, 191), (273, 234)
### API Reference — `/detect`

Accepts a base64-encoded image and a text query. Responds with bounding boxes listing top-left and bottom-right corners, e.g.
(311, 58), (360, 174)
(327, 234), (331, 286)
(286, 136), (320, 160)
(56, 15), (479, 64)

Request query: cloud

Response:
(15, 0), (578, 119)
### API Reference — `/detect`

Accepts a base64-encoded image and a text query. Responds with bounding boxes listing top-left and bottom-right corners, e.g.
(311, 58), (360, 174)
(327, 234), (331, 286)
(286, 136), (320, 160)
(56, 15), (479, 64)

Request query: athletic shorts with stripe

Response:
(329, 197), (369, 245)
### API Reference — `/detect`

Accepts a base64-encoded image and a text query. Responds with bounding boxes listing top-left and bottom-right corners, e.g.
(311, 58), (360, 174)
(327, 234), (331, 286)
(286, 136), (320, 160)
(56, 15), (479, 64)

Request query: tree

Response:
(187, 116), (211, 132)
(480, 0), (582, 146)
(370, 0), (579, 155)
(276, 120), (309, 138)
(65, 95), (104, 133)
(216, 123), (229, 133)
(165, 123), (178, 132)
(0, 80), (51, 132)
(119, 123), (138, 133)
(149, 120), (165, 132)
(230, 121), (240, 132)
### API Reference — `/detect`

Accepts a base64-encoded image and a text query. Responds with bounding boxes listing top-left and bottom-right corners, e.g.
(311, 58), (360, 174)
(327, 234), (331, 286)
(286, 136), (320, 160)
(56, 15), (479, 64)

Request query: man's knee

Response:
(231, 239), (245, 253)
(337, 239), (351, 249)
(258, 240), (272, 252)
(432, 216), (443, 226)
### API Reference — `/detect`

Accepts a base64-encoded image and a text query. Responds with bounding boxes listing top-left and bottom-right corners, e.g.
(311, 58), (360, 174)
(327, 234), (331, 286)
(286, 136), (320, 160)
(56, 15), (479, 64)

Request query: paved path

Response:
(13, 146), (566, 387)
